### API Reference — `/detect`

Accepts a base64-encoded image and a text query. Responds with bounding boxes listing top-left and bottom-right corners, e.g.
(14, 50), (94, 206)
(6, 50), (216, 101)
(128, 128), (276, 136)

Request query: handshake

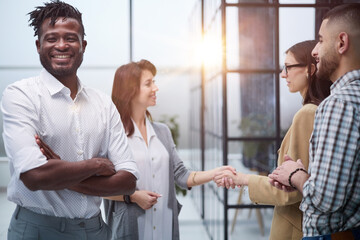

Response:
(212, 166), (250, 189)
(213, 155), (308, 192)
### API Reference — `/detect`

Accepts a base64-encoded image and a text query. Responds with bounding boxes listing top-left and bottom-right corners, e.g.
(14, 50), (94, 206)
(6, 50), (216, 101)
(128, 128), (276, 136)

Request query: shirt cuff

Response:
(114, 161), (139, 180)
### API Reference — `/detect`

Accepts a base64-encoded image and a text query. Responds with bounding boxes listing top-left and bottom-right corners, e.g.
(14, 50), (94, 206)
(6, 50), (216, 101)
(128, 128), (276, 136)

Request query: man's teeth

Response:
(54, 55), (70, 59)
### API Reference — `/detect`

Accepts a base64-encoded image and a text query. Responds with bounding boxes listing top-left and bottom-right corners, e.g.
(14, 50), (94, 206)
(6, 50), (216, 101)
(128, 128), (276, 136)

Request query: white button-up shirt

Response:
(1, 69), (138, 218)
(129, 118), (172, 240)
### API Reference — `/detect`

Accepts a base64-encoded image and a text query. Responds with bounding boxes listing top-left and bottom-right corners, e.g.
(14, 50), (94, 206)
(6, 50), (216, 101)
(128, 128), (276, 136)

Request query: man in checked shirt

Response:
(269, 3), (360, 240)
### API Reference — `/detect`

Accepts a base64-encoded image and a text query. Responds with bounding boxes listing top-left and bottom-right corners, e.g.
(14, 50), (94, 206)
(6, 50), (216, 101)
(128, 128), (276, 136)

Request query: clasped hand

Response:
(268, 155), (305, 192)
(132, 191), (162, 210)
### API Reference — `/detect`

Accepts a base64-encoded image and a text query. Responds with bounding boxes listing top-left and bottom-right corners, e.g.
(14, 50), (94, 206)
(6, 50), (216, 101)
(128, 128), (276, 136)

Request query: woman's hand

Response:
(131, 190), (162, 210)
(211, 166), (238, 189)
(213, 165), (237, 177)
(213, 170), (249, 189)
(268, 178), (296, 192)
(35, 134), (60, 159)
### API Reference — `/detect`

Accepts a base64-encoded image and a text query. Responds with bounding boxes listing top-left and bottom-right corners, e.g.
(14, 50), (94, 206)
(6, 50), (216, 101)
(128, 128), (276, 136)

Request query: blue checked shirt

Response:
(300, 69), (360, 236)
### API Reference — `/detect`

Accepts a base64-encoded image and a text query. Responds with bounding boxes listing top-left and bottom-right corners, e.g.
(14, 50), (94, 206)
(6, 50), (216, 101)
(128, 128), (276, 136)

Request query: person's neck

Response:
(300, 87), (307, 100)
(55, 74), (78, 100)
(132, 107), (147, 128)
(331, 57), (360, 83)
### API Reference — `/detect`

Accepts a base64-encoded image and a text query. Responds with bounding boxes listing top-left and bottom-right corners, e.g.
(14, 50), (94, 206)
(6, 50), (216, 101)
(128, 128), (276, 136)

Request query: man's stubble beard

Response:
(316, 49), (339, 82)
(39, 53), (84, 79)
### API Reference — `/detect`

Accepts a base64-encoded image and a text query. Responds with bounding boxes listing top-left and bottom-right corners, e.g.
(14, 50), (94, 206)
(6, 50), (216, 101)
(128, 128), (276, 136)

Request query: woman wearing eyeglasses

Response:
(214, 40), (332, 240)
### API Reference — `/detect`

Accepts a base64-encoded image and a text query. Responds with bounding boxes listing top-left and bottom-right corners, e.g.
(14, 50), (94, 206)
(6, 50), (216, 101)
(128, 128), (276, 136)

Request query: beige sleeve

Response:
(248, 104), (315, 206)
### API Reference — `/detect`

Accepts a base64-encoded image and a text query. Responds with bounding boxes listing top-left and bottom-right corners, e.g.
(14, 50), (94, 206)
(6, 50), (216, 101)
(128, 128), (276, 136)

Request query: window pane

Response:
(205, 76), (223, 137)
(228, 141), (276, 175)
(237, 7), (276, 69)
(227, 73), (276, 137)
(226, 7), (240, 69)
(279, 7), (315, 66)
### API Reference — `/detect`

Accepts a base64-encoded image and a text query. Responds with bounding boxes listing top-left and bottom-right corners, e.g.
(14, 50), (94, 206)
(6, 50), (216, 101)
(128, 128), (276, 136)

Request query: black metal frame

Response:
(189, 1), (353, 239)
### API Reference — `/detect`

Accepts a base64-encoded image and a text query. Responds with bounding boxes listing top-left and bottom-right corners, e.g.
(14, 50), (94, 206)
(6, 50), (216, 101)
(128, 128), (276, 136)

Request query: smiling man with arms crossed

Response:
(1, 1), (138, 239)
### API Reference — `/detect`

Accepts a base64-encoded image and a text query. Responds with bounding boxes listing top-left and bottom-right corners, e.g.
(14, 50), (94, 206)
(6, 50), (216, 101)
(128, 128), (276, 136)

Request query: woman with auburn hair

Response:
(214, 40), (332, 240)
(103, 59), (235, 240)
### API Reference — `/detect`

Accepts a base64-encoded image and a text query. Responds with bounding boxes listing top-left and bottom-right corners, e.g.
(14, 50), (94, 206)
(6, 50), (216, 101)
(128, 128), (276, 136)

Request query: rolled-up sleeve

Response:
(1, 84), (47, 179)
(106, 102), (139, 179)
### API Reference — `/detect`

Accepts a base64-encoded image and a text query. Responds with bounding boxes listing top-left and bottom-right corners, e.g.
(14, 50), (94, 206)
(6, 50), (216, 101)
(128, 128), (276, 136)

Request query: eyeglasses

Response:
(283, 63), (307, 75)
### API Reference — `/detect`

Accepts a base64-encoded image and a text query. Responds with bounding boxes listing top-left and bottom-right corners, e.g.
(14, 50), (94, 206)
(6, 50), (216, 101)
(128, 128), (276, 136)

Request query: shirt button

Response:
(152, 157), (154, 161)
(77, 150), (83, 155)
(153, 174), (155, 178)
(153, 226), (156, 230)
(154, 208), (156, 211)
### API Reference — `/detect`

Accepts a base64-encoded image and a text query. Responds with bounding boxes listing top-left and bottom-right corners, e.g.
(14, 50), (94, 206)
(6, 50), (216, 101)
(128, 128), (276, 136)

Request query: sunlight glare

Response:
(195, 33), (223, 69)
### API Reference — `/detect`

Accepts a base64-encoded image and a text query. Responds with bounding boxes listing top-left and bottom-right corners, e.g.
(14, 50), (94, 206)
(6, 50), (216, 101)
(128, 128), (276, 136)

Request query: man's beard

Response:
(39, 54), (83, 79)
(316, 51), (339, 82)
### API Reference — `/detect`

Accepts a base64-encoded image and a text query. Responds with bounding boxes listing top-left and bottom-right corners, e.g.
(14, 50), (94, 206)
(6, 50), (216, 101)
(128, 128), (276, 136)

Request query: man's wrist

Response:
(288, 168), (308, 189)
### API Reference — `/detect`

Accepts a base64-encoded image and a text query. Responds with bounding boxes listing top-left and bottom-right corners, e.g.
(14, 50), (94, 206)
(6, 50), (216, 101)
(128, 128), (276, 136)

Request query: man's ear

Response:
(82, 40), (87, 53)
(36, 39), (41, 53)
(338, 32), (349, 55)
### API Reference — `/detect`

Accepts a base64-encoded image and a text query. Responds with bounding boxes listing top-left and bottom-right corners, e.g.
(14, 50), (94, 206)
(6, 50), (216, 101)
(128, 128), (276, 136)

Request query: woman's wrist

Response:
(241, 174), (250, 186)
(129, 191), (137, 203)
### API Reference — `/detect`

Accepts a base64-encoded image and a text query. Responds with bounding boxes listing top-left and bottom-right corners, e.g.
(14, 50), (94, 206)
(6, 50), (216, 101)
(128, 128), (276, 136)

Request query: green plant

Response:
(159, 115), (180, 145)
(158, 115), (186, 196)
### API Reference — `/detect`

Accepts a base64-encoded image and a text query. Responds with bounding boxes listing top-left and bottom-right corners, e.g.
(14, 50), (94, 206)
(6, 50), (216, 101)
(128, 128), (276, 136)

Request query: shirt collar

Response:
(40, 69), (85, 98)
(146, 118), (156, 139)
(131, 117), (156, 142)
(131, 118), (142, 138)
(331, 69), (360, 94)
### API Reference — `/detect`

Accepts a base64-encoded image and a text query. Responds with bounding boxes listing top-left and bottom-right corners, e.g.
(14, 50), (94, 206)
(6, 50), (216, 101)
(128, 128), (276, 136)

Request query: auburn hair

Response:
(112, 60), (157, 136)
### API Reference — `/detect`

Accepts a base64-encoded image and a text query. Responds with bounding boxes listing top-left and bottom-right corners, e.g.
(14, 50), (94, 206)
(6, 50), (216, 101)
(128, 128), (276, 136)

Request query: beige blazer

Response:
(248, 104), (316, 240)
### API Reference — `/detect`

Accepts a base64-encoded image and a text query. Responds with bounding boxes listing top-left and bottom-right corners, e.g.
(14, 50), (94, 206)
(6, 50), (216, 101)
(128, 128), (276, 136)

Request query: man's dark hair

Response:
(324, 3), (360, 29)
(28, 0), (85, 39)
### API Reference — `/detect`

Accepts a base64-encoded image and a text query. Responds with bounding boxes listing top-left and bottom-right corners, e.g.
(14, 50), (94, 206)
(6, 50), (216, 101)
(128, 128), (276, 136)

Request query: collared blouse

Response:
(128, 118), (172, 240)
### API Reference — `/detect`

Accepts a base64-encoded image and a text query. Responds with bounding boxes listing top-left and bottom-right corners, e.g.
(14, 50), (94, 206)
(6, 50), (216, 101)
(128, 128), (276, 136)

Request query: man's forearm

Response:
(20, 158), (114, 191)
(69, 170), (137, 196)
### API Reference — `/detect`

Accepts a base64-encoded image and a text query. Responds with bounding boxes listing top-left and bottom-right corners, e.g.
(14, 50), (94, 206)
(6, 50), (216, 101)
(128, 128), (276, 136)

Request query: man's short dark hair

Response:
(28, 0), (85, 39)
(324, 3), (360, 29)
